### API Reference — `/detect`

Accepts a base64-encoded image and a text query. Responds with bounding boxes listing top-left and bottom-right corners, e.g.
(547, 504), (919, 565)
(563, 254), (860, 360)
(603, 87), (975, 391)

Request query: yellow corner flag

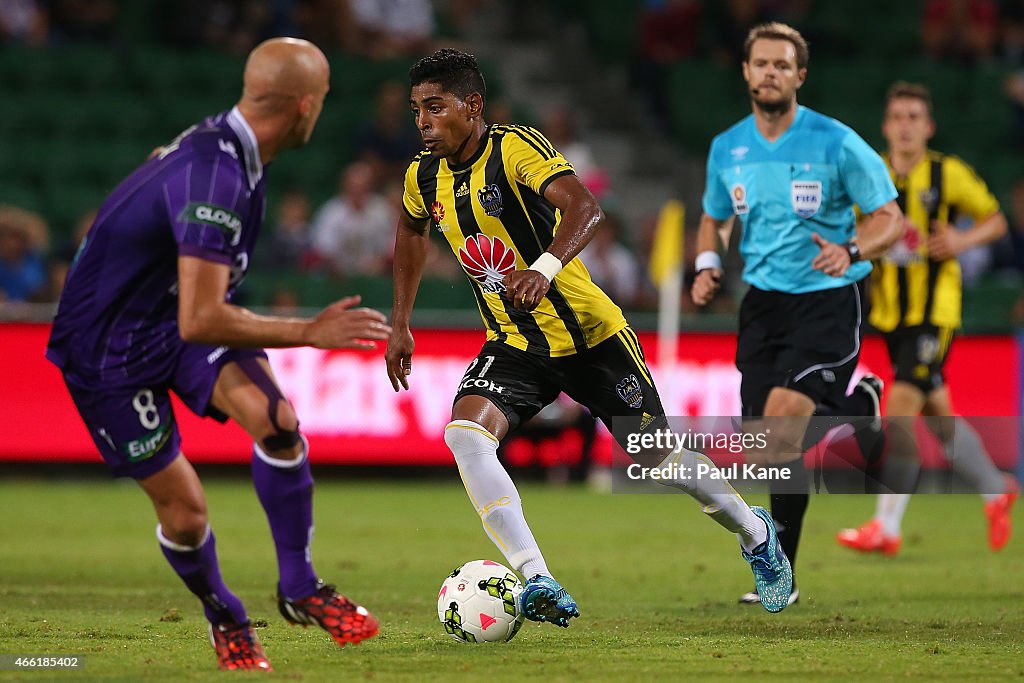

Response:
(648, 199), (685, 286)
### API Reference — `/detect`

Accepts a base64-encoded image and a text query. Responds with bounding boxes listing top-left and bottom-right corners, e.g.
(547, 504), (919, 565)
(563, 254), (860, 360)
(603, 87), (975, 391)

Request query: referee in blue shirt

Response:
(693, 22), (903, 606)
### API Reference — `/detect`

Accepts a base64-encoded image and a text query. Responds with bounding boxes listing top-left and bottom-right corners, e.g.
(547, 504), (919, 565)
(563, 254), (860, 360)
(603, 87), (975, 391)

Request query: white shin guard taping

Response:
(444, 420), (550, 578)
(157, 523), (211, 552)
(253, 435), (309, 470)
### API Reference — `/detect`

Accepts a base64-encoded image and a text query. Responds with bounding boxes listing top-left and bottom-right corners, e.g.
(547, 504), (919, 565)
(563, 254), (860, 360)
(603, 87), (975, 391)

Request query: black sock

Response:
(800, 411), (848, 451)
(769, 456), (809, 575)
(806, 396), (886, 485)
(829, 390), (872, 416)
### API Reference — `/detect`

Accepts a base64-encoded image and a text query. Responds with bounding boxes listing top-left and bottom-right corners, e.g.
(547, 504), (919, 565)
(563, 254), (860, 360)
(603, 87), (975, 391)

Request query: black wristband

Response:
(845, 242), (862, 263)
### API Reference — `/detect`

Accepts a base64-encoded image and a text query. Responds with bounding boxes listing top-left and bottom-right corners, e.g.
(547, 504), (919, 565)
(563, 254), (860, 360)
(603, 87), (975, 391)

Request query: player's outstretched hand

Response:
(307, 295), (391, 350)
(811, 232), (851, 277)
(503, 270), (550, 311)
(691, 268), (722, 306)
(385, 326), (415, 391)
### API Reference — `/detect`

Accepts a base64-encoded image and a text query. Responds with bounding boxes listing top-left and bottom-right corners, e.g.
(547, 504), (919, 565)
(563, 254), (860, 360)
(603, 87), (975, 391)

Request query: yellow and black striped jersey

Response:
(402, 124), (627, 357)
(869, 151), (1000, 332)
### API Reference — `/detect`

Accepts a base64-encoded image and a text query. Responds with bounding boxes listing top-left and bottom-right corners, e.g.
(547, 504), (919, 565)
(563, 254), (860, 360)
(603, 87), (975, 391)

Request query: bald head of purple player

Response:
(237, 37), (331, 162)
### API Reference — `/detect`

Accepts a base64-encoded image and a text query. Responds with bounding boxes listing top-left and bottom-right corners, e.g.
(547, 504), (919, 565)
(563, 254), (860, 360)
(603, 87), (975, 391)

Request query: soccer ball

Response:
(437, 560), (524, 643)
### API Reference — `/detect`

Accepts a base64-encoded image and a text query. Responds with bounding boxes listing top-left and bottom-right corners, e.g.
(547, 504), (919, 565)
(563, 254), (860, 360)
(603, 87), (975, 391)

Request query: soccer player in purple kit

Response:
(46, 38), (390, 672)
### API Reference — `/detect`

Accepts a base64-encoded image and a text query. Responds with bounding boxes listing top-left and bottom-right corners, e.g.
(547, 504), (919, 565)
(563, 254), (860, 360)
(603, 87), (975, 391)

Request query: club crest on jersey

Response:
(919, 187), (939, 214)
(458, 234), (517, 293)
(431, 201), (446, 225)
(791, 180), (822, 218)
(478, 184), (503, 217)
(616, 374), (643, 409)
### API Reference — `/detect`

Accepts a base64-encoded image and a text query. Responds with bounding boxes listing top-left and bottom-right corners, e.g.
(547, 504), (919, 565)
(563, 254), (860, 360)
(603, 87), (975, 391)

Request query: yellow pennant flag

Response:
(648, 199), (685, 286)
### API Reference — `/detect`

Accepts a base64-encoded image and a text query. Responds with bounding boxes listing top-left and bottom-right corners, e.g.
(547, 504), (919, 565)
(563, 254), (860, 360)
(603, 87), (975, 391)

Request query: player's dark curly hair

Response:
(409, 48), (486, 103)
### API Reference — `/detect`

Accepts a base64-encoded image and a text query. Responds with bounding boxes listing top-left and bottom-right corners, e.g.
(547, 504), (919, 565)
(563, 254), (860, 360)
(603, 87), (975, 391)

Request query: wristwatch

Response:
(845, 241), (862, 263)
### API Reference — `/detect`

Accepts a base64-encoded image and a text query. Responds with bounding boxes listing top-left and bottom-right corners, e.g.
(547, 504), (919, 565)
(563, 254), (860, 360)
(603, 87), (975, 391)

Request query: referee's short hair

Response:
(885, 81), (933, 116)
(744, 22), (809, 69)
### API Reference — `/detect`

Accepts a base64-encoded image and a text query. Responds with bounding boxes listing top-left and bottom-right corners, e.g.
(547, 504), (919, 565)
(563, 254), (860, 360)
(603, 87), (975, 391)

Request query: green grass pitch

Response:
(1, 475), (1021, 681)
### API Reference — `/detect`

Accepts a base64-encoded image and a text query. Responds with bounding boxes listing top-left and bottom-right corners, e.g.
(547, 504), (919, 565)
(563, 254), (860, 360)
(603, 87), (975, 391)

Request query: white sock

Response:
(444, 420), (551, 579)
(874, 493), (910, 536)
(654, 448), (766, 552)
(942, 418), (1006, 500)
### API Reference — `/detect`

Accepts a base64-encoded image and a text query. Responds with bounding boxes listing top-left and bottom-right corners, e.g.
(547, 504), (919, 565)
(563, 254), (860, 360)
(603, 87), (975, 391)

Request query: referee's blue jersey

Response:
(702, 105), (897, 294)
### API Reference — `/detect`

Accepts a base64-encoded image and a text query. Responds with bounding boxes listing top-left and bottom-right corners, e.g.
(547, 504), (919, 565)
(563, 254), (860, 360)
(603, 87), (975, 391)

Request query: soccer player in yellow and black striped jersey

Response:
(837, 82), (1018, 556)
(386, 49), (795, 624)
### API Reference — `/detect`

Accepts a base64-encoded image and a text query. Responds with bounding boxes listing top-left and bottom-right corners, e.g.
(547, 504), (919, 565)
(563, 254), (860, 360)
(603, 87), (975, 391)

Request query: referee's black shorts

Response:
(737, 281), (865, 417)
(453, 327), (666, 435)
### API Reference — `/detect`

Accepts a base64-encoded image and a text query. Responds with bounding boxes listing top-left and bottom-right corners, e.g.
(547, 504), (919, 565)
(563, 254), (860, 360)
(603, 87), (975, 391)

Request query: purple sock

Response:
(252, 440), (319, 601)
(158, 526), (248, 625)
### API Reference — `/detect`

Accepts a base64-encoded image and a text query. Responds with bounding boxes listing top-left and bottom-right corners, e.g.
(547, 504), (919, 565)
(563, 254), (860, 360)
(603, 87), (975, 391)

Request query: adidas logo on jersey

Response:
(456, 182), (470, 197)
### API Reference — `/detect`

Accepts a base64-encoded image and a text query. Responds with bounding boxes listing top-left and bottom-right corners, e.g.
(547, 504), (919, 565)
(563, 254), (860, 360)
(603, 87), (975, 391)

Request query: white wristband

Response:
(695, 251), (722, 272)
(529, 252), (563, 282)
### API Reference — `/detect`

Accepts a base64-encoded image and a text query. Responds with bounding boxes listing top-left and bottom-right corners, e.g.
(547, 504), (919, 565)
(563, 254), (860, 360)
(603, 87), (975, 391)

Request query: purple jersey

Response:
(47, 108), (267, 388)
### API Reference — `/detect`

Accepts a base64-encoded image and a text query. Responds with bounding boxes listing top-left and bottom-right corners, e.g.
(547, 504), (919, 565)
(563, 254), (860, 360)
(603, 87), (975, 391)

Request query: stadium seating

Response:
(550, 0), (641, 65)
(0, 45), (398, 281)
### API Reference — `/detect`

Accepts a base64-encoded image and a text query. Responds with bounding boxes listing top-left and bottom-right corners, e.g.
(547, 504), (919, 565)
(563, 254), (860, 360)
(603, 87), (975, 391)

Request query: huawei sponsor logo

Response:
(457, 234), (517, 293)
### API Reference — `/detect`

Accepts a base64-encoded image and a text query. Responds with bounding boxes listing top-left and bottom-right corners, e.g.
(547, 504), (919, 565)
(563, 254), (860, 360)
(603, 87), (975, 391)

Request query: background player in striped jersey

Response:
(386, 48), (795, 623)
(693, 23), (904, 606)
(836, 82), (1018, 555)
(46, 38), (389, 671)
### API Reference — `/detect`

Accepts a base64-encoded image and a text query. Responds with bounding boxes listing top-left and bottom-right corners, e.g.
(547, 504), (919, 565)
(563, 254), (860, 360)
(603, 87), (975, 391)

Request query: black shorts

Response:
(884, 324), (955, 393)
(453, 327), (665, 435)
(737, 282), (864, 417)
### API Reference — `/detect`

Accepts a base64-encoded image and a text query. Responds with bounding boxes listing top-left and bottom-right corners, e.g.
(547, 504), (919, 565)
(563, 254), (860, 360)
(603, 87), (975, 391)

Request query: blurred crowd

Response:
(5, 1), (1023, 65)
(1, 0), (1023, 328)
(0, 0), (487, 58)
(635, 0), (1024, 127)
(634, 0), (1024, 69)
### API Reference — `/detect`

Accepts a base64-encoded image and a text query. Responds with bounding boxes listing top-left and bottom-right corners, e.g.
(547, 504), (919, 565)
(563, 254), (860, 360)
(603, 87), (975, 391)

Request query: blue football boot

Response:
(742, 506), (794, 613)
(519, 575), (580, 627)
